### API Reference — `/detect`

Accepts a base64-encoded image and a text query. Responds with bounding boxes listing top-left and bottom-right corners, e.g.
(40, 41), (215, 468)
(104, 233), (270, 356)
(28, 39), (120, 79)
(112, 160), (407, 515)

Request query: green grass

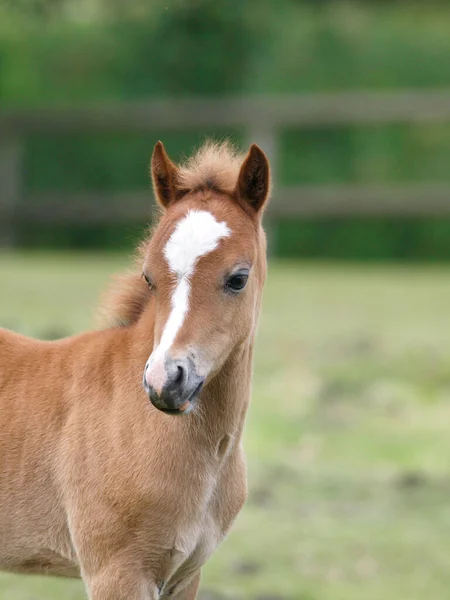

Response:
(1, 253), (450, 599)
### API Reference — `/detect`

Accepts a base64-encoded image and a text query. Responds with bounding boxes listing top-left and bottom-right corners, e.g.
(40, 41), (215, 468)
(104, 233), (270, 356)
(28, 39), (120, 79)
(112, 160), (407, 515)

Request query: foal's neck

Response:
(200, 342), (254, 441)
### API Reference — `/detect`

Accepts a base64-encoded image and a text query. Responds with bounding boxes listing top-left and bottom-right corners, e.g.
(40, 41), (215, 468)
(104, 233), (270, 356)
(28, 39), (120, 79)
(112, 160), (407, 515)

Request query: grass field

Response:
(1, 253), (450, 600)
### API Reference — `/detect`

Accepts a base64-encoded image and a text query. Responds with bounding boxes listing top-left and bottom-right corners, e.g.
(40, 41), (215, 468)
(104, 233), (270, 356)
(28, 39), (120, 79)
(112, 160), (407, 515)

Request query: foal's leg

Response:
(84, 563), (157, 600)
(69, 509), (158, 599)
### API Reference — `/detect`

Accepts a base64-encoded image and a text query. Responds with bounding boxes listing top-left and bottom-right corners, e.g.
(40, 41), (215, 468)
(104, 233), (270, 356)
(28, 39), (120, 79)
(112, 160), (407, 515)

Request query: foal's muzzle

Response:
(143, 356), (204, 415)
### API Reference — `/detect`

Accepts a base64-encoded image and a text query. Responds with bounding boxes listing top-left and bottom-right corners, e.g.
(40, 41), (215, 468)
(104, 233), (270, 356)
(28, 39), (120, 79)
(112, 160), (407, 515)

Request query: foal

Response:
(0, 140), (270, 599)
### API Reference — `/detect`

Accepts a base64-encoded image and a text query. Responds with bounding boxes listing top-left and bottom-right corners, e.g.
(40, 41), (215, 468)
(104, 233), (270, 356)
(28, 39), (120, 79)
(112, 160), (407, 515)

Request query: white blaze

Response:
(152, 209), (230, 360)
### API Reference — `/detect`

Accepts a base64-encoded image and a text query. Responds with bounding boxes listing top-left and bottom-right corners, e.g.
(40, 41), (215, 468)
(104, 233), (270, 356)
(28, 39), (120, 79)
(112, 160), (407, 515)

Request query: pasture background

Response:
(1, 0), (450, 598)
(1, 255), (450, 599)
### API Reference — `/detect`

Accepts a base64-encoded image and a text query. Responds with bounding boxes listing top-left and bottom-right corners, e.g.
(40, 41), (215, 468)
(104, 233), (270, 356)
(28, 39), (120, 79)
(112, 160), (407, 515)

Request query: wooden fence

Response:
(1, 89), (450, 246)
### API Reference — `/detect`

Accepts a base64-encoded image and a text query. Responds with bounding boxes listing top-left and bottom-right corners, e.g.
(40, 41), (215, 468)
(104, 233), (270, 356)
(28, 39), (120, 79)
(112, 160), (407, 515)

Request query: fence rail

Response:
(1, 90), (450, 245)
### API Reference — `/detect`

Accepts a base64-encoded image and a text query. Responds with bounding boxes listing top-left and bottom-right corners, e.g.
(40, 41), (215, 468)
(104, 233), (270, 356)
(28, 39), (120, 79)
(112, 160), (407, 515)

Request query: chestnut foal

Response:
(0, 140), (270, 599)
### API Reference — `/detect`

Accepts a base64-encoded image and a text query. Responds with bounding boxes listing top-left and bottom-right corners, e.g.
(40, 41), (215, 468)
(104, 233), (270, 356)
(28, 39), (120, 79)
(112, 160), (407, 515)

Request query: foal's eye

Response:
(142, 273), (154, 290)
(225, 271), (249, 293)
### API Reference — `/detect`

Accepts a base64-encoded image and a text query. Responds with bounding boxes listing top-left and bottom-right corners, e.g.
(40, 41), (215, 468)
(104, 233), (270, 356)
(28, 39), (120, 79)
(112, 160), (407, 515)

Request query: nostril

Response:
(175, 365), (184, 385)
(161, 359), (189, 402)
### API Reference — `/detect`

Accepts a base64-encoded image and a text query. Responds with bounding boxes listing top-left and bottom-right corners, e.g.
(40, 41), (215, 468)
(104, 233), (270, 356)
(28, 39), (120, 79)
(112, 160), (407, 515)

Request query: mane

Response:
(177, 140), (245, 195)
(96, 244), (150, 329)
(97, 140), (244, 329)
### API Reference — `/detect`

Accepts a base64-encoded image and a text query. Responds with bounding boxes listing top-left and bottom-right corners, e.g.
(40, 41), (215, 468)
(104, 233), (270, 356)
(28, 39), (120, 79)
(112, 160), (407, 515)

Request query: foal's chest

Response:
(159, 446), (246, 593)
(174, 508), (224, 576)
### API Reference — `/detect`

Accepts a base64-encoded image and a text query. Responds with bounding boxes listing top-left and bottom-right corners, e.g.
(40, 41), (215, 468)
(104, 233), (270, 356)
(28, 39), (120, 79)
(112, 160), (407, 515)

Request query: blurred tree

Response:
(0, 0), (65, 20)
(149, 0), (248, 95)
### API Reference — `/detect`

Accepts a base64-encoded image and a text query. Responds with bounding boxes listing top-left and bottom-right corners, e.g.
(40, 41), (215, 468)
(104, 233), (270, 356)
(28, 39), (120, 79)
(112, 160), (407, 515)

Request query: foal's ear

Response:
(236, 144), (271, 216)
(150, 141), (180, 208)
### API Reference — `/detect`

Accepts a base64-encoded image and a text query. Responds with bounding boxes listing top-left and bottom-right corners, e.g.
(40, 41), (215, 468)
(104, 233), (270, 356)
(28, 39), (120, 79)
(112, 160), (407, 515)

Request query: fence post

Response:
(246, 124), (278, 256)
(0, 133), (22, 248)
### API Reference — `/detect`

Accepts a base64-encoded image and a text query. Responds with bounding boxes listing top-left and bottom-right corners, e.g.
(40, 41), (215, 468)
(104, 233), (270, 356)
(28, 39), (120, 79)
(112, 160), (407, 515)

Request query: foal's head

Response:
(142, 141), (270, 415)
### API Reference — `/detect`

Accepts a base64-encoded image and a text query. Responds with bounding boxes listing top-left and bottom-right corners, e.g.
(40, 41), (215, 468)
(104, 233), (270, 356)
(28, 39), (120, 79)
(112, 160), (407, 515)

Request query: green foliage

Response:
(1, 1), (450, 259)
(0, 0), (250, 105)
(276, 219), (450, 262)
